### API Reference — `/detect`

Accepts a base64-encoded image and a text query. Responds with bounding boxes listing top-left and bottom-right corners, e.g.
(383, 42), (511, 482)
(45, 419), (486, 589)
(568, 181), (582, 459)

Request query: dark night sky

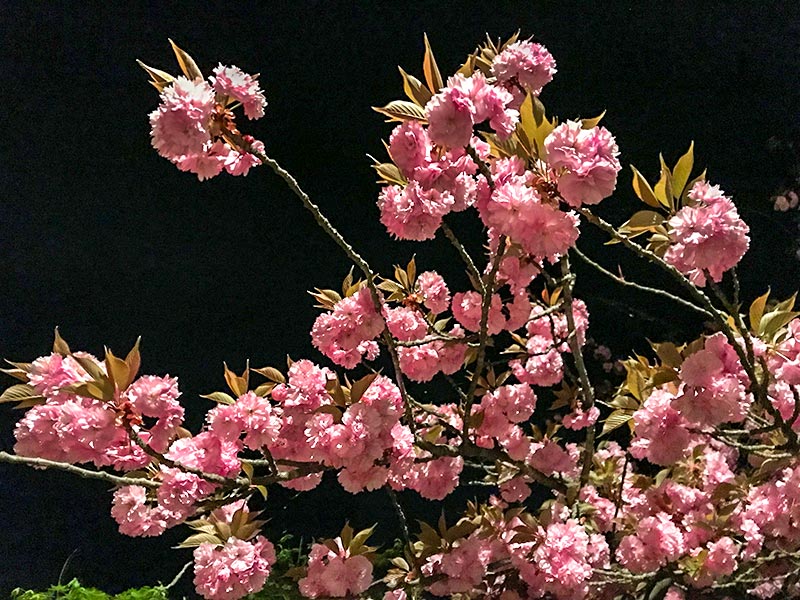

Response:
(2, 1), (800, 595)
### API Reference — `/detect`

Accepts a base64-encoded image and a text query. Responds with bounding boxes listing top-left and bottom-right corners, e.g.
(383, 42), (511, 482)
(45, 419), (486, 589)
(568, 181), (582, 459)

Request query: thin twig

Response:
(441, 222), (484, 291)
(572, 246), (710, 317)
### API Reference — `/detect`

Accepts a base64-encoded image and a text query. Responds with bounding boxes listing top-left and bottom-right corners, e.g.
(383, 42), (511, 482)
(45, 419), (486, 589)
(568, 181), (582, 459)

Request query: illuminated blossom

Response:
(664, 181), (750, 286)
(193, 536), (276, 600)
(492, 40), (557, 97)
(545, 120), (621, 207)
(211, 64), (267, 120)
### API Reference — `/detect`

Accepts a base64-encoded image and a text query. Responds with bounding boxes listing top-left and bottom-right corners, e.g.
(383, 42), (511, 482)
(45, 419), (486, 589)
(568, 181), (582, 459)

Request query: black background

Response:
(2, 1), (800, 596)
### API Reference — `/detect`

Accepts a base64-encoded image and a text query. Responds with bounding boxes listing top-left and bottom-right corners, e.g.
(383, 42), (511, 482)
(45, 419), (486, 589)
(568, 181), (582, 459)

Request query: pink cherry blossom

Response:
(193, 535), (276, 600)
(311, 286), (385, 368)
(211, 64), (267, 120)
(149, 76), (215, 160)
(491, 40), (557, 97)
(299, 540), (373, 598)
(415, 270), (450, 314)
(664, 181), (750, 286)
(377, 182), (454, 241)
(545, 120), (621, 207)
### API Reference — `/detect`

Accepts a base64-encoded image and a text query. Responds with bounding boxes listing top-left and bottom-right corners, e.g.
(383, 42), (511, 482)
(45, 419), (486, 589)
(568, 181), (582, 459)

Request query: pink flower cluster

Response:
(511, 299), (589, 387)
(149, 65), (266, 180)
(14, 354), (183, 470)
(477, 176), (580, 262)
(310, 287), (384, 368)
(386, 306), (467, 382)
(664, 181), (750, 286)
(379, 120), (481, 240)
(193, 535), (276, 600)
(544, 120), (622, 207)
(491, 40), (557, 100)
(299, 538), (372, 598)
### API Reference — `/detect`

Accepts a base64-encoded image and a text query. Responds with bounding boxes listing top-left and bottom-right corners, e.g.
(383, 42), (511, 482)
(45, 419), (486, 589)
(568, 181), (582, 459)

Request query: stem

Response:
(386, 487), (411, 549)
(559, 255), (597, 489)
(0, 451), (159, 488)
(163, 561), (193, 590)
(462, 236), (507, 439)
(441, 222), (484, 291)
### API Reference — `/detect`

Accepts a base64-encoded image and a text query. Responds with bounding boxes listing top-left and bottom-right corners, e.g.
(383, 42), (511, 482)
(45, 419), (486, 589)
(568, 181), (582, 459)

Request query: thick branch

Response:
(559, 255), (597, 489)
(0, 451), (159, 488)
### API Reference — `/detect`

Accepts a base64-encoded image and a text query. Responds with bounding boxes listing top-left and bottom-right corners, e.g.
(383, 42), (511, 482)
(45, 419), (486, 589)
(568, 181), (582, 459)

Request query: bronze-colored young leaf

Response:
(105, 348), (131, 392)
(168, 39), (203, 80)
(53, 327), (71, 355)
(350, 373), (378, 404)
(372, 100), (428, 123)
(223, 362), (248, 397)
(626, 210), (665, 232)
(653, 157), (674, 211)
(373, 162), (407, 186)
(600, 409), (634, 437)
(177, 532), (223, 549)
(1, 361), (32, 383)
(350, 524), (377, 554)
(581, 110), (606, 130)
(422, 33), (443, 93)
(398, 66), (432, 106)
(200, 391), (236, 405)
(310, 288), (342, 310)
(124, 337), (142, 388)
(136, 59), (175, 92)
(406, 256), (417, 284)
(630, 165), (660, 208)
(0, 383), (44, 405)
(252, 366), (285, 384)
(671, 141), (694, 199)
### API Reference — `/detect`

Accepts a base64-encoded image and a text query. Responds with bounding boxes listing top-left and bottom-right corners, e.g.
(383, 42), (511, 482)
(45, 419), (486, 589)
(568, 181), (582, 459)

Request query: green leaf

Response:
(749, 289), (770, 333)
(671, 141), (694, 199)
(372, 100), (427, 123)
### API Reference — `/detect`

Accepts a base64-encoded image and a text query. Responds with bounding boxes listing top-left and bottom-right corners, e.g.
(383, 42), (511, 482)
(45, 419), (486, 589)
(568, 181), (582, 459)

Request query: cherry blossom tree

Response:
(2, 34), (798, 600)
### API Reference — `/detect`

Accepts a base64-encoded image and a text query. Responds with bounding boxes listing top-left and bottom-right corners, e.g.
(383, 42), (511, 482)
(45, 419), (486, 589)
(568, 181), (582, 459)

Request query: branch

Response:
(571, 246), (711, 318)
(559, 255), (597, 490)
(441, 222), (484, 291)
(0, 451), (159, 488)
(462, 236), (507, 438)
